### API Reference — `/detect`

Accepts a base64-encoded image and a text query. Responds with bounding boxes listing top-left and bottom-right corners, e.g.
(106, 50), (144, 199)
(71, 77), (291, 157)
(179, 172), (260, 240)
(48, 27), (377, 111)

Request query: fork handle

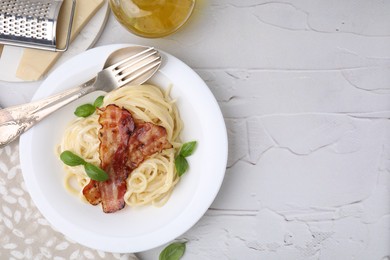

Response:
(0, 78), (96, 148)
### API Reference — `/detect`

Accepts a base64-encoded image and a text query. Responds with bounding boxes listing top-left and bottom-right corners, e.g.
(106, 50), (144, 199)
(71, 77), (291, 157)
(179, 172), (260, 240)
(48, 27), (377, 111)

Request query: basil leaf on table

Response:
(84, 163), (109, 181)
(74, 104), (96, 118)
(159, 242), (186, 260)
(179, 141), (197, 157)
(60, 150), (86, 166)
(175, 155), (189, 177)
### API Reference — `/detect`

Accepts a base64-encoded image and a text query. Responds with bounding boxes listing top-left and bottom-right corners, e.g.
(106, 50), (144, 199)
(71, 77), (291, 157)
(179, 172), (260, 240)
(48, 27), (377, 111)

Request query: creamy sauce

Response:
(109, 0), (195, 38)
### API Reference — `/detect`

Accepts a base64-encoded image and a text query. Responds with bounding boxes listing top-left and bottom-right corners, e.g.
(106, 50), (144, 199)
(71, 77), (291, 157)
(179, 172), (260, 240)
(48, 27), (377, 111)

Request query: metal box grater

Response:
(0, 0), (76, 52)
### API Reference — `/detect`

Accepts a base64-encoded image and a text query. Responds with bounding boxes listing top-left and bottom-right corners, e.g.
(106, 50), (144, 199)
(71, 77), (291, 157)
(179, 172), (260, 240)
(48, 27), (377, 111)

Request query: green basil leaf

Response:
(60, 151), (86, 166)
(84, 163), (109, 181)
(175, 155), (189, 177)
(74, 104), (96, 117)
(93, 96), (104, 108)
(179, 141), (197, 157)
(159, 242), (186, 260)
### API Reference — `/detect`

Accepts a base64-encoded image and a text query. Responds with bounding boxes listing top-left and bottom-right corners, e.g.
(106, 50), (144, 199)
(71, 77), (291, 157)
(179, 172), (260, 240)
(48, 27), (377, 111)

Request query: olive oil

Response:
(109, 0), (195, 38)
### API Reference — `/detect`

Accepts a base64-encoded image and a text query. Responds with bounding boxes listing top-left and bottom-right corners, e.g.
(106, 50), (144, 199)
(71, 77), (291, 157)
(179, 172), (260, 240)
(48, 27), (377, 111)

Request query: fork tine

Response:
(106, 47), (156, 71)
(114, 49), (158, 75)
(116, 55), (161, 81)
(118, 60), (161, 86)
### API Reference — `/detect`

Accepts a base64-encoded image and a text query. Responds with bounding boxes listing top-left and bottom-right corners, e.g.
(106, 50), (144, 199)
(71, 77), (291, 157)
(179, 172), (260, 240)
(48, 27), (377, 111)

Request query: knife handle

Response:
(0, 78), (96, 148)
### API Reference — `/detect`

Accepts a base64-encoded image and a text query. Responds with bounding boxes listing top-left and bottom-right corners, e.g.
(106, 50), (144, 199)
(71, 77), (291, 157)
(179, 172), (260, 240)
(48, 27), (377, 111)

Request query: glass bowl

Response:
(109, 0), (196, 38)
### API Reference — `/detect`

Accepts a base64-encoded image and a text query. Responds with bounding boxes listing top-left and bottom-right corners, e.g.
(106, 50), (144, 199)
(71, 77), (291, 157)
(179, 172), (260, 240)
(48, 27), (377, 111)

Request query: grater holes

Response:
(0, 0), (58, 42)
(1, 0), (52, 20)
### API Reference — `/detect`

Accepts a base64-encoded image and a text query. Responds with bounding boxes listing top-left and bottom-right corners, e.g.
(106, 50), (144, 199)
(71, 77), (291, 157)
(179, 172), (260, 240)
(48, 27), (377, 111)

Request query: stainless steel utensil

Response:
(0, 45), (162, 148)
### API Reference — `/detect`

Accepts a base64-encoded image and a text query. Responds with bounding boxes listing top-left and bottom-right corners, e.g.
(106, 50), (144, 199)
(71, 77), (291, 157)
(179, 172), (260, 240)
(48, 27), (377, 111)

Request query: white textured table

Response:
(1, 1), (390, 259)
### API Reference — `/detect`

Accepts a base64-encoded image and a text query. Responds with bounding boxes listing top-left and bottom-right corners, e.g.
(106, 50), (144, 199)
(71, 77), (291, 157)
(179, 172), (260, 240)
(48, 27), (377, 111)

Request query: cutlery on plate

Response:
(0, 45), (162, 148)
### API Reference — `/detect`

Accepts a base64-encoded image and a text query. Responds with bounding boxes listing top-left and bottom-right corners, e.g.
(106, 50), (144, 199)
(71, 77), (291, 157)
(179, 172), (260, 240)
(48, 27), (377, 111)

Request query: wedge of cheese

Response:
(16, 0), (104, 81)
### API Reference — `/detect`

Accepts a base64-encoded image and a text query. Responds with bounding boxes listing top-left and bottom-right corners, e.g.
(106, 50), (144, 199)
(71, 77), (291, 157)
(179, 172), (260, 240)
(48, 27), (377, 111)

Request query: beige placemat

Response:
(0, 141), (138, 259)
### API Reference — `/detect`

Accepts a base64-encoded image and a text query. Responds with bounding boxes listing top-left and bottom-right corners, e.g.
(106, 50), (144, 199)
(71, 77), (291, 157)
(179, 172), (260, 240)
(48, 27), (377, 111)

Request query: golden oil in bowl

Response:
(109, 0), (196, 38)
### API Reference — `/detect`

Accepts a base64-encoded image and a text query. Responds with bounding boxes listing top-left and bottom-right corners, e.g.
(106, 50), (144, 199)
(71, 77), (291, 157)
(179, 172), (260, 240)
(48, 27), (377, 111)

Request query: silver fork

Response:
(0, 46), (162, 148)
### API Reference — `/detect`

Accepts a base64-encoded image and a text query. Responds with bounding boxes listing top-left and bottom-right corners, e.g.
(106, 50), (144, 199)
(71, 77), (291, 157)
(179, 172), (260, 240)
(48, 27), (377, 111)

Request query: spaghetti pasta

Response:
(57, 84), (183, 207)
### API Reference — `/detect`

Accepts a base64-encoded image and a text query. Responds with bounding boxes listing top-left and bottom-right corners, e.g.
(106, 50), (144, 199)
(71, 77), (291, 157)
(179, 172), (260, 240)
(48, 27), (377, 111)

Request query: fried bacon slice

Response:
(127, 122), (173, 170)
(82, 104), (172, 213)
(82, 180), (100, 206)
(83, 104), (134, 213)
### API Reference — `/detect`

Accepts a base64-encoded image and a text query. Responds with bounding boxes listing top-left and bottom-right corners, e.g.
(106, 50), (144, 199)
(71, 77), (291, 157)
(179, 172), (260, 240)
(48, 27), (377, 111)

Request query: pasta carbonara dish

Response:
(57, 84), (183, 213)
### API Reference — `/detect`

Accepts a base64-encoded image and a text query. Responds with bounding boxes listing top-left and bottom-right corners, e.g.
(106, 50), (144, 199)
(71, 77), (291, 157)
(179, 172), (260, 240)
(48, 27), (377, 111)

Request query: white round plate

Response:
(19, 44), (228, 253)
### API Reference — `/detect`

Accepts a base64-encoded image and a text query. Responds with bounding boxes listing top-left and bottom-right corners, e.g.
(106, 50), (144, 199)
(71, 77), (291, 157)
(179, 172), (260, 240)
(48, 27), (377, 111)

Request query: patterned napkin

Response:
(0, 141), (138, 259)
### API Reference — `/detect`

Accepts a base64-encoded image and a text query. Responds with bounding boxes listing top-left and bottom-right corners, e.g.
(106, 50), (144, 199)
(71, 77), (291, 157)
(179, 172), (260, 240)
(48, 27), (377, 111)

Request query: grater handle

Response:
(0, 78), (96, 148)
(57, 0), (77, 52)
